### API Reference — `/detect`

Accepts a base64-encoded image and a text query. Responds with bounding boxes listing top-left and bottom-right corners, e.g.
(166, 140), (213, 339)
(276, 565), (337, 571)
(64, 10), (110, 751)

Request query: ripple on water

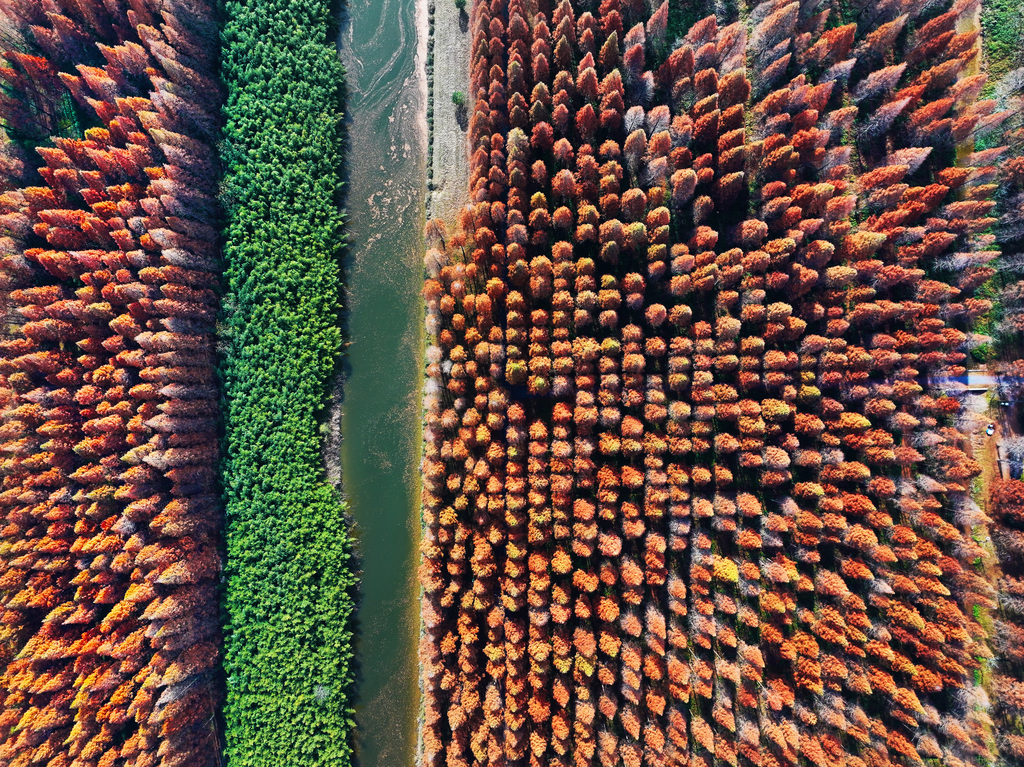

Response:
(339, 0), (426, 764)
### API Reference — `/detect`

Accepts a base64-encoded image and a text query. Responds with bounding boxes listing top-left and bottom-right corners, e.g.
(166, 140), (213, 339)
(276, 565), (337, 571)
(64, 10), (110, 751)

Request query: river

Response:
(338, 0), (427, 763)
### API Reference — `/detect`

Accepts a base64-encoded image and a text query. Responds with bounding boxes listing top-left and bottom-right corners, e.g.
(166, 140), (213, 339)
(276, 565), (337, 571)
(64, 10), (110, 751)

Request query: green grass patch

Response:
(982, 0), (1024, 87)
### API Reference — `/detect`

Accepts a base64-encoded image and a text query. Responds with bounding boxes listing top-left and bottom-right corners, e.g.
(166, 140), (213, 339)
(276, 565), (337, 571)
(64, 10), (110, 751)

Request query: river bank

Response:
(416, 1), (472, 762)
(426, 0), (470, 223)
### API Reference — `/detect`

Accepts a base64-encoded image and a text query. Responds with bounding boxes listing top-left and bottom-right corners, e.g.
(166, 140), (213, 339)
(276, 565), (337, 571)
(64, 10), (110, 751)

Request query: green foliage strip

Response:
(219, 1), (355, 764)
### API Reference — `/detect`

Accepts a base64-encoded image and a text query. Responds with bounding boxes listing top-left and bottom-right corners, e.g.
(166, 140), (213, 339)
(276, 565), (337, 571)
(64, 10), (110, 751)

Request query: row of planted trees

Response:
(217, 0), (356, 763)
(420, 0), (1023, 765)
(990, 479), (1024, 762)
(0, 1), (222, 766)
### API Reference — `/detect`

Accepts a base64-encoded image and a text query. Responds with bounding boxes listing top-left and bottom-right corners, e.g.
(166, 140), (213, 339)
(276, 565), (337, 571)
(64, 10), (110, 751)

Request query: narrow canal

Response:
(338, 0), (426, 763)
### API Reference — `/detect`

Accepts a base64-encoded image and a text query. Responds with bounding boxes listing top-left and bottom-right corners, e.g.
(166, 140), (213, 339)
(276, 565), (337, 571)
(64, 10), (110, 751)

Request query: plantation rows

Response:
(0, 1), (355, 766)
(219, 0), (356, 765)
(0, 1), (221, 765)
(990, 479), (1024, 763)
(419, 0), (1021, 766)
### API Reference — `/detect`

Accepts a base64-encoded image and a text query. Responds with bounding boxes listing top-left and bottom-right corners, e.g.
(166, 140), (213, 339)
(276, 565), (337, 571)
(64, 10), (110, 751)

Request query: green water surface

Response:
(339, 1), (425, 764)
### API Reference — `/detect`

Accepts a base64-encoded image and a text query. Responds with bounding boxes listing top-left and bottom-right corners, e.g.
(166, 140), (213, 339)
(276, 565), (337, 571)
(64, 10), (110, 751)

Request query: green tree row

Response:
(218, 1), (355, 765)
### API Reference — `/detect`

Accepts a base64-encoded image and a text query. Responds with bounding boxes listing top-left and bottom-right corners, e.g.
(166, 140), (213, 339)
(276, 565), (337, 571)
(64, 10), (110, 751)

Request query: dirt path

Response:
(426, 0), (470, 224)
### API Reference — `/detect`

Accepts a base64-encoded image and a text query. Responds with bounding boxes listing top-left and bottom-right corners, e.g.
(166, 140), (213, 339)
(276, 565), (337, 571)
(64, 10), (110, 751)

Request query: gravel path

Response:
(426, 0), (470, 224)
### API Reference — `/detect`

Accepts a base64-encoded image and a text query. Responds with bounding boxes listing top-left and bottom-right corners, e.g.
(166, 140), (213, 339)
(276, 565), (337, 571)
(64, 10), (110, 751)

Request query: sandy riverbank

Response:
(414, 3), (434, 766)
(416, 0), (468, 764)
(426, 0), (470, 223)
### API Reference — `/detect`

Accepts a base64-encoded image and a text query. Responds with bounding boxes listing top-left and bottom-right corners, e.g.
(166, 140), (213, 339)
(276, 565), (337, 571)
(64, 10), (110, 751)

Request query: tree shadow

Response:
(455, 101), (468, 131)
(459, 7), (468, 33)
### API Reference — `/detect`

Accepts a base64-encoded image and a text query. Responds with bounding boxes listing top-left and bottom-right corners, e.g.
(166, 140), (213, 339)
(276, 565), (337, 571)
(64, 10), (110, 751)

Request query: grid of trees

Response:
(420, 0), (1018, 765)
(0, 1), (222, 765)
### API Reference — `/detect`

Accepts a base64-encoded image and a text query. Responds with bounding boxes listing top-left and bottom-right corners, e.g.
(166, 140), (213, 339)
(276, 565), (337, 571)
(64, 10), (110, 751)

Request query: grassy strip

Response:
(219, 1), (356, 765)
(981, 0), (1023, 85)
